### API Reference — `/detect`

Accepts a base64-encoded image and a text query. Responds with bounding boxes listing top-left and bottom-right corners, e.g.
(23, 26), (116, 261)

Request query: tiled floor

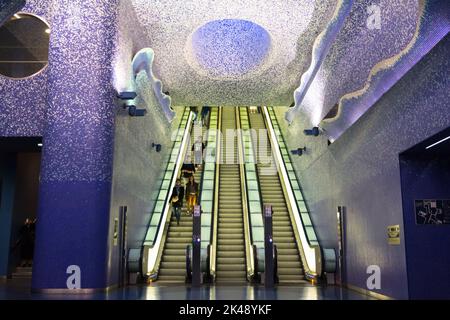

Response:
(0, 279), (374, 300)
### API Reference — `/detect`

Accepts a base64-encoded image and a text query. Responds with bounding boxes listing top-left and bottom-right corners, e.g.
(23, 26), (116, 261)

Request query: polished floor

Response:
(0, 279), (374, 300)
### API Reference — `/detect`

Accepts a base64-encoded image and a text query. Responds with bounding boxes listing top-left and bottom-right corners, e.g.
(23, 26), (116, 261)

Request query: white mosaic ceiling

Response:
(131, 0), (338, 106)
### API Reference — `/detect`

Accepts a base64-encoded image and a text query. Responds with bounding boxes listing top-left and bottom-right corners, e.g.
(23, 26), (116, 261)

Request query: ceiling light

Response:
(45, 28), (51, 34)
(426, 136), (450, 150)
(37, 143), (43, 147)
(14, 14), (21, 19)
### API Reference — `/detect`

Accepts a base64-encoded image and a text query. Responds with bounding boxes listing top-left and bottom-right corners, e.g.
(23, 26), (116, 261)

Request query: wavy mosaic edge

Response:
(132, 48), (176, 123)
(285, 0), (353, 125)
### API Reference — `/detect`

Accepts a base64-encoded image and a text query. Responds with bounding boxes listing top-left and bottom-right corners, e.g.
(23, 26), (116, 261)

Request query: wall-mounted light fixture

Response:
(303, 127), (320, 137)
(117, 91), (138, 100)
(291, 147), (306, 156)
(127, 105), (147, 117)
(151, 143), (162, 153)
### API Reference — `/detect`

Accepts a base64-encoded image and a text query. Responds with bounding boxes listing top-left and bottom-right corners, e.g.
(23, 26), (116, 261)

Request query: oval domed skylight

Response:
(190, 19), (271, 77)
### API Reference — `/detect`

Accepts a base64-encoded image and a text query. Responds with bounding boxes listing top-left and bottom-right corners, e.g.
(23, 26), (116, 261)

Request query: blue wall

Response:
(274, 34), (450, 299)
(32, 0), (119, 290)
(400, 155), (450, 299)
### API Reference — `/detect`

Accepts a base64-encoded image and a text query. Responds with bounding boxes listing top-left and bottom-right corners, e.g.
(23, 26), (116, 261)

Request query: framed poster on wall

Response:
(414, 199), (450, 225)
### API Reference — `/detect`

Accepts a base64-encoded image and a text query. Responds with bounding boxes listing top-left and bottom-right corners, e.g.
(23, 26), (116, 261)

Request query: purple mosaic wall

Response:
(32, 0), (120, 290)
(274, 35), (450, 299)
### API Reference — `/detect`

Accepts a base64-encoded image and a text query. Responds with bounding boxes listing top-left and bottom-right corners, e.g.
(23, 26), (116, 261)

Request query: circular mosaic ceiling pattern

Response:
(189, 19), (271, 78)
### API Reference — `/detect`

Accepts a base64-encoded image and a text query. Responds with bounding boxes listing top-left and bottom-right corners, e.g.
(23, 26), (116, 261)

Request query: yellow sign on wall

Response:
(387, 225), (400, 245)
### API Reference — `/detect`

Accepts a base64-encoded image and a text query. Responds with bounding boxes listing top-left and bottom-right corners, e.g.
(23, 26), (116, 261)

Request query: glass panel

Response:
(200, 200), (213, 213)
(154, 200), (165, 213)
(157, 191), (167, 201)
(250, 216), (263, 227)
(202, 190), (213, 201)
(201, 228), (210, 242)
(294, 190), (304, 201)
(202, 180), (214, 190)
(247, 180), (258, 190)
(164, 171), (172, 181)
(150, 213), (162, 226)
(305, 226), (317, 240)
(297, 201), (308, 212)
(160, 179), (171, 190)
(204, 163), (215, 172)
(145, 228), (157, 242)
(252, 227), (265, 242)
(249, 201), (261, 213)
(300, 213), (312, 226)
(246, 171), (257, 181)
(248, 191), (260, 202)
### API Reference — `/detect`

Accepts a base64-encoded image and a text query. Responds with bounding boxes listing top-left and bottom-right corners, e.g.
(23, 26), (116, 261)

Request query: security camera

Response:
(303, 127), (320, 136)
(291, 147), (306, 156)
(152, 143), (162, 152)
(128, 105), (147, 117)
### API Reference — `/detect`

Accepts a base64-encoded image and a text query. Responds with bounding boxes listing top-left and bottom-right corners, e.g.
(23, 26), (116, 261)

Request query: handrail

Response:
(142, 109), (195, 277)
(210, 107), (222, 280)
(238, 107), (266, 278)
(261, 106), (322, 278)
(236, 107), (255, 280)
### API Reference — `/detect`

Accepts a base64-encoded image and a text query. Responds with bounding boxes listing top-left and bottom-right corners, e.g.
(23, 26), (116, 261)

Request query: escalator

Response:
(248, 109), (306, 284)
(157, 156), (203, 283)
(215, 108), (247, 283)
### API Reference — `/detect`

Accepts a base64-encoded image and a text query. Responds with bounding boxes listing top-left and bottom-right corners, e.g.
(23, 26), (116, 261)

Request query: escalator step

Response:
(216, 264), (246, 272)
(217, 257), (245, 265)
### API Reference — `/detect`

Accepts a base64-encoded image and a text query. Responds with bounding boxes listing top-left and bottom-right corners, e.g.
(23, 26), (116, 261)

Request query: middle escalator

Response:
(215, 108), (247, 283)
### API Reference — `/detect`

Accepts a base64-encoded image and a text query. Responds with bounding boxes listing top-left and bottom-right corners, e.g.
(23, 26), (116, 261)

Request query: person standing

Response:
(16, 218), (35, 267)
(170, 179), (185, 225)
(192, 136), (206, 169)
(185, 175), (199, 215)
(181, 156), (196, 185)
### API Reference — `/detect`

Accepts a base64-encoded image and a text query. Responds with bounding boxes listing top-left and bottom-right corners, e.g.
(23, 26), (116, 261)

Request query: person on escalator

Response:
(181, 156), (196, 184)
(201, 106), (211, 127)
(170, 179), (185, 225)
(185, 175), (199, 216)
(192, 136), (206, 169)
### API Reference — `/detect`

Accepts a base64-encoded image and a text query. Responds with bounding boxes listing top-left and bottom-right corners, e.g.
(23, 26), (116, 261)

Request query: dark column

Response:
(32, 1), (119, 291)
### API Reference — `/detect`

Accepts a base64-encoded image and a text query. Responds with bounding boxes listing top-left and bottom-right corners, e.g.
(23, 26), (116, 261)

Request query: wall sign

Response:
(415, 200), (450, 225)
(193, 205), (201, 217)
(387, 225), (400, 245)
(264, 205), (272, 217)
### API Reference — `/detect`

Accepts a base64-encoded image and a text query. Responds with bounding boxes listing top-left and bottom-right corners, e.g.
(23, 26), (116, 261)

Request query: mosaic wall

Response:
(131, 0), (338, 106)
(274, 34), (450, 299)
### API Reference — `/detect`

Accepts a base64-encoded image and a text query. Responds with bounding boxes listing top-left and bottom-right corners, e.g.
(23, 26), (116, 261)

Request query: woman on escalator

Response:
(185, 175), (199, 216)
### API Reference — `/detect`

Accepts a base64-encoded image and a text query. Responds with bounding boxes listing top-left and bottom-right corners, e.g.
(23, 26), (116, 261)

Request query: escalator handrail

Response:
(210, 107), (222, 280)
(235, 107), (255, 280)
(261, 106), (322, 277)
(264, 107), (319, 246)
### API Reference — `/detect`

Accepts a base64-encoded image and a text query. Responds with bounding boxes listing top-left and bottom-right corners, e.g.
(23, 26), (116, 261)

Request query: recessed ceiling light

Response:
(426, 136), (450, 150)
